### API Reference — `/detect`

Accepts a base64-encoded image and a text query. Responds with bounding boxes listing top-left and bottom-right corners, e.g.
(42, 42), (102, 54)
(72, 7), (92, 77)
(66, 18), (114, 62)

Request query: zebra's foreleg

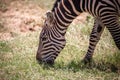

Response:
(83, 19), (105, 64)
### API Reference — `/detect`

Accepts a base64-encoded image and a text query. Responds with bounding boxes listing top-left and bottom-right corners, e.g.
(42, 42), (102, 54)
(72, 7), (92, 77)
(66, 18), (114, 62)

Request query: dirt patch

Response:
(0, 0), (45, 40)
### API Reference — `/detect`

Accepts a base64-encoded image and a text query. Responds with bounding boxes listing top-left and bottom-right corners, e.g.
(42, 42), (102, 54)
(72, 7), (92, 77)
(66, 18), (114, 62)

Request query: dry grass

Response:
(0, 0), (120, 80)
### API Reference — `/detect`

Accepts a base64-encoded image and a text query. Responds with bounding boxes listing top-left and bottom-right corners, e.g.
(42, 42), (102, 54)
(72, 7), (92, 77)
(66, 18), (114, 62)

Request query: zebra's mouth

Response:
(37, 57), (55, 65)
(44, 59), (54, 65)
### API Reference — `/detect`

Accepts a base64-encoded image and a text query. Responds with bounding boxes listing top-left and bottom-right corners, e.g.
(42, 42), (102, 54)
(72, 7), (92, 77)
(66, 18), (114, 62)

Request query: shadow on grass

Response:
(39, 54), (120, 74)
(66, 60), (119, 73)
(39, 60), (119, 73)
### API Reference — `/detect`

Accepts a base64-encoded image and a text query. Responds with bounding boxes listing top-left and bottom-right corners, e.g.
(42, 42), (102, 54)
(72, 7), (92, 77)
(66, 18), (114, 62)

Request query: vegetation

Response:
(0, 0), (120, 80)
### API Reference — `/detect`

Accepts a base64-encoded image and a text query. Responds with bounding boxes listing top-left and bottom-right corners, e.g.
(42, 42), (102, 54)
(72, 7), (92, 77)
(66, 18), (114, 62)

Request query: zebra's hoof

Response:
(82, 57), (92, 65)
(82, 57), (96, 68)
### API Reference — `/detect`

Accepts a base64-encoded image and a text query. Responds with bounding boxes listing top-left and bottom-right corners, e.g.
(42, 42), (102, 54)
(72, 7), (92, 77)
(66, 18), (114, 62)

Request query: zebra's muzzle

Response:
(36, 56), (54, 65)
(44, 59), (54, 65)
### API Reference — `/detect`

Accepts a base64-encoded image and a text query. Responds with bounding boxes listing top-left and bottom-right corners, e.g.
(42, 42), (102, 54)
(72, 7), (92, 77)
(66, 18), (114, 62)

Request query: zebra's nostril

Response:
(45, 59), (54, 65)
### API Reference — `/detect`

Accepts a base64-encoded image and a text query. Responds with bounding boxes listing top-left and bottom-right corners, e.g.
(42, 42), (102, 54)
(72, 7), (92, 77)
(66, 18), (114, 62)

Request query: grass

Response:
(0, 22), (120, 80)
(0, 0), (120, 80)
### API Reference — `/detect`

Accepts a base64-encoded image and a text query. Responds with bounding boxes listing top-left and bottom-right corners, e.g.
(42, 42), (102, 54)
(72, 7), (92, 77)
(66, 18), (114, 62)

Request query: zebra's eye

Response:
(41, 36), (48, 41)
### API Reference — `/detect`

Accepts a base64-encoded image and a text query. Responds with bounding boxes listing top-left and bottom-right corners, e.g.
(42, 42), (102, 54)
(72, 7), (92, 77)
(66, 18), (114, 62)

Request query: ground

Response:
(0, 0), (120, 80)
(0, 0), (46, 40)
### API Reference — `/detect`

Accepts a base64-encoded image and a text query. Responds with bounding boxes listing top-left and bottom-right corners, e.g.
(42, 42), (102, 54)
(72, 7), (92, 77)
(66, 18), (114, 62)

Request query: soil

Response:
(0, 0), (45, 40)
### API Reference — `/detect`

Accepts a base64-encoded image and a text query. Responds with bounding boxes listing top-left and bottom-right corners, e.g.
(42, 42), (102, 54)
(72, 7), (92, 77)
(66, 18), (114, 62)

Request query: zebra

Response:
(36, 0), (120, 65)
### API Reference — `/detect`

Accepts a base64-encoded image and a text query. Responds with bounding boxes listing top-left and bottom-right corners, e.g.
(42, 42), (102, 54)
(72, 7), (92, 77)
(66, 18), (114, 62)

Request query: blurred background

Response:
(0, 0), (120, 80)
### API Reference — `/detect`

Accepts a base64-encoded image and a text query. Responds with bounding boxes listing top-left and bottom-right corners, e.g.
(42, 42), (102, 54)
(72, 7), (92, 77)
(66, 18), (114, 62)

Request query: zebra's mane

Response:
(52, 0), (61, 11)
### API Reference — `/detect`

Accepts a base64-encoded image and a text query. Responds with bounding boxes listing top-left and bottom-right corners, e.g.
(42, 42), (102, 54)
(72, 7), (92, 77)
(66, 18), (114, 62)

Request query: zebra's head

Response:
(36, 11), (66, 65)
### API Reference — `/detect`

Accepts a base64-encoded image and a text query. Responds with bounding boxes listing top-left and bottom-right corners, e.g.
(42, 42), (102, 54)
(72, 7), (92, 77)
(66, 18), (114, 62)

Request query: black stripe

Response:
(64, 0), (77, 16)
(94, 0), (99, 15)
(72, 0), (82, 12)
(89, 0), (93, 14)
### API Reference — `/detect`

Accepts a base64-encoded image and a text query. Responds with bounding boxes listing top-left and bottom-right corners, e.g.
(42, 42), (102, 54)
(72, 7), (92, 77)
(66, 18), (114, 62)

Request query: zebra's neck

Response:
(52, 0), (82, 36)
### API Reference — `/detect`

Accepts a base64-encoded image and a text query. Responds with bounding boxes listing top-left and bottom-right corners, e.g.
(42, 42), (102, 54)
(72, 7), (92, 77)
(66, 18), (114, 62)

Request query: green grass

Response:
(0, 22), (120, 80)
(0, 0), (120, 80)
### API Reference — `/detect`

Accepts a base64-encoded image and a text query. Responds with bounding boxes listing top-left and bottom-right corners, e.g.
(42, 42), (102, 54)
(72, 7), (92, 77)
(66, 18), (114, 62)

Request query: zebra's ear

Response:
(46, 11), (54, 23)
